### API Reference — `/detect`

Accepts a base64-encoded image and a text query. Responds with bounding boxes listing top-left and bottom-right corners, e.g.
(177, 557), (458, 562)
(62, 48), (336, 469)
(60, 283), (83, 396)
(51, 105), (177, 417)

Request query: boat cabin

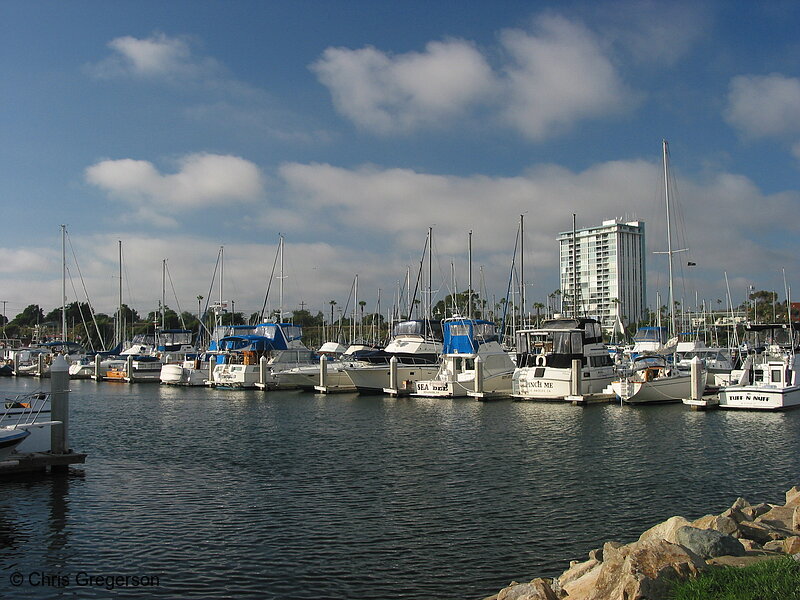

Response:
(515, 318), (609, 369)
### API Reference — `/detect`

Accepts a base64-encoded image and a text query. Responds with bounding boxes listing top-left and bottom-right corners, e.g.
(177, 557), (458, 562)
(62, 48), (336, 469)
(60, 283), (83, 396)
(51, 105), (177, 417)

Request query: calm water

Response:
(1, 377), (799, 599)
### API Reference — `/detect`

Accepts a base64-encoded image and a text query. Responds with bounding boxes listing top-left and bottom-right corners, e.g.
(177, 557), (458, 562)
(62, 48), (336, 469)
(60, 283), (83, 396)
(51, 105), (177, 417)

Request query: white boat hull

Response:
(611, 374), (692, 404)
(718, 385), (800, 410)
(512, 366), (615, 400)
(345, 364), (439, 394)
(415, 372), (514, 398)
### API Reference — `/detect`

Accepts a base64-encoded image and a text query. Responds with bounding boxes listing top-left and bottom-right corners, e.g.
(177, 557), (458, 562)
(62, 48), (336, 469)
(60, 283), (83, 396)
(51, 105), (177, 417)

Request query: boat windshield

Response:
(392, 320), (443, 341)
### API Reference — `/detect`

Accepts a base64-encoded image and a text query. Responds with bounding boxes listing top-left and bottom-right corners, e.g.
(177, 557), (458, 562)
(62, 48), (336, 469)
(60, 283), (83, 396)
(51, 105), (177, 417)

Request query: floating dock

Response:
(0, 451), (87, 475)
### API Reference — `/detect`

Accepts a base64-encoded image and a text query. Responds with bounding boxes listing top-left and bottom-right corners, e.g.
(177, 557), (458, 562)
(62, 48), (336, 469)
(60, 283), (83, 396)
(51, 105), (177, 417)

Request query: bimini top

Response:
(218, 323), (303, 352)
(40, 340), (87, 354)
(442, 318), (498, 355)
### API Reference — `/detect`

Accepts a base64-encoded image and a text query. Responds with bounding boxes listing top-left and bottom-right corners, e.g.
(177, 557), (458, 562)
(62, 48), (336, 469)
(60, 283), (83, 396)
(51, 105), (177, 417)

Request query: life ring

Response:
(535, 354), (547, 367)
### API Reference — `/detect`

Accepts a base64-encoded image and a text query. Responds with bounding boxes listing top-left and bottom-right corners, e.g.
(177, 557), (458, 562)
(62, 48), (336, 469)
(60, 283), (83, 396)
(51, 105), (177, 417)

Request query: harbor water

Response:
(2, 377), (799, 599)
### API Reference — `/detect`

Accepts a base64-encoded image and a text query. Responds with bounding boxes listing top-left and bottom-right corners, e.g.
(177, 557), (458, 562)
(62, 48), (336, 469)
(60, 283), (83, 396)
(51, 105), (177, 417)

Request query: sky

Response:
(2, 0), (800, 325)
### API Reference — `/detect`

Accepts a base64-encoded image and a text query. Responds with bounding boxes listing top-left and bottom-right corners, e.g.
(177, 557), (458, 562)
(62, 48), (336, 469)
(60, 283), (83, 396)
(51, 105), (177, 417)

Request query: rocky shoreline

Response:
(484, 486), (800, 600)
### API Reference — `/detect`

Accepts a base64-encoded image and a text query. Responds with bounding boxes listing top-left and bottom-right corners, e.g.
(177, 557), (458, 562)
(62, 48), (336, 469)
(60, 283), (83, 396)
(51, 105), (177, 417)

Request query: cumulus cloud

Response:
(724, 74), (800, 139)
(312, 15), (636, 139)
(87, 33), (214, 80)
(85, 153), (265, 226)
(311, 40), (496, 134)
(278, 159), (800, 304)
(499, 15), (637, 139)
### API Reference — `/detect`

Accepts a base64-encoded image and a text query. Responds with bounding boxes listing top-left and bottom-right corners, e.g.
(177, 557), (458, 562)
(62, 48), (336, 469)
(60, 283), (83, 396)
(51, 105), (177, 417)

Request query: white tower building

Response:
(557, 219), (646, 331)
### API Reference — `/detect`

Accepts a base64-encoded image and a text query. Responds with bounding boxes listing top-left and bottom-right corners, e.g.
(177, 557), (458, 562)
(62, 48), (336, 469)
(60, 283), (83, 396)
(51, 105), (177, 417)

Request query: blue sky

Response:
(2, 0), (800, 324)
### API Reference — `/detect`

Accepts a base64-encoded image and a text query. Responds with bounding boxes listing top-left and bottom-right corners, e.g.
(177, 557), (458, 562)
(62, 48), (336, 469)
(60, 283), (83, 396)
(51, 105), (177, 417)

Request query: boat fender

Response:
(536, 354), (547, 367)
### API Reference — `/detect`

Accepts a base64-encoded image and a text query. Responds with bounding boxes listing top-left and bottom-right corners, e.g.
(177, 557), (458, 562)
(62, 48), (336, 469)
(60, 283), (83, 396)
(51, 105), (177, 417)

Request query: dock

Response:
(0, 451), (87, 475)
(1, 355), (86, 477)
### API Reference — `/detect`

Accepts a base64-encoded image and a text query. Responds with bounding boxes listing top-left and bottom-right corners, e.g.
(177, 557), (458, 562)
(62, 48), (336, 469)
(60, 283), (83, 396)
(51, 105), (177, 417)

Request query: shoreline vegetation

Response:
(483, 486), (800, 600)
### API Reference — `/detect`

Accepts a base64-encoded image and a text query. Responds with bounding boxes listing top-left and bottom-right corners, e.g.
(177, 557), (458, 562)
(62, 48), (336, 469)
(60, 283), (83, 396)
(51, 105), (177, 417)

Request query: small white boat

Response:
(0, 392), (60, 460)
(343, 320), (442, 394)
(415, 317), (515, 399)
(0, 427), (30, 461)
(718, 345), (800, 411)
(611, 353), (694, 404)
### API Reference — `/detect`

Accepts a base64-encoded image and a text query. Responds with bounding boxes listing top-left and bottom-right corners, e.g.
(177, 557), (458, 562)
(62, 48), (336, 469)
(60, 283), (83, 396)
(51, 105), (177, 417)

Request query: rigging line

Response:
(66, 231), (105, 350)
(164, 261), (186, 329)
(336, 276), (356, 343)
(408, 232), (429, 321)
(499, 222), (521, 345)
(258, 240), (282, 323)
(65, 265), (96, 352)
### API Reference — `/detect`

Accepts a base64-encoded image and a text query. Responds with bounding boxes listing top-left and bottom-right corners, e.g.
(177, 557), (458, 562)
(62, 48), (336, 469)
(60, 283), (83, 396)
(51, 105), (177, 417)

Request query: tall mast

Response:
(279, 234), (284, 321)
(520, 215), (525, 326)
(161, 258), (166, 331)
(61, 225), (67, 343)
(428, 226), (433, 321)
(468, 230), (473, 321)
(663, 139), (677, 338)
(118, 240), (123, 345)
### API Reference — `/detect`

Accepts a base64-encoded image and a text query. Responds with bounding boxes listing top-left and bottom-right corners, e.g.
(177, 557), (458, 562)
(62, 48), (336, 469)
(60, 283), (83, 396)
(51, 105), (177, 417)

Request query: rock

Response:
(600, 541), (623, 562)
(707, 554), (785, 568)
(757, 505), (795, 530)
(692, 514), (739, 537)
(583, 539), (705, 600)
(731, 497), (751, 510)
(794, 507), (800, 532)
(737, 521), (787, 546)
(738, 538), (763, 551)
(496, 578), (557, 600)
(741, 503), (771, 520)
(558, 558), (599, 588)
(674, 526), (746, 558)
(785, 486), (800, 507)
(721, 507), (749, 523)
(561, 562), (602, 600)
(763, 540), (785, 552)
(784, 536), (800, 554)
(638, 516), (691, 544)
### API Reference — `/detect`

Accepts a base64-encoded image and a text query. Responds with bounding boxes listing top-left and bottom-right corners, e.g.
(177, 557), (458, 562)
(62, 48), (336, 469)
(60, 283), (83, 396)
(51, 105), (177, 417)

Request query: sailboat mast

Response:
(161, 259), (166, 331)
(520, 215), (525, 326)
(468, 230), (473, 321)
(118, 240), (123, 346)
(279, 234), (284, 321)
(61, 225), (67, 343)
(663, 139), (677, 338)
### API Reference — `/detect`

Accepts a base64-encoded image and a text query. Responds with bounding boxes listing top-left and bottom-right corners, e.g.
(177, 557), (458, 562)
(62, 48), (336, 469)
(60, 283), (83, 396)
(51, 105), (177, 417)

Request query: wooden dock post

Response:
(94, 353), (102, 381)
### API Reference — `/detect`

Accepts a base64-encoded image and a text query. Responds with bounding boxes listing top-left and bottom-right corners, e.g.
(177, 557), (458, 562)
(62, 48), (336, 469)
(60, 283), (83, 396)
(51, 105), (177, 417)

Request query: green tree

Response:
(11, 304), (44, 327)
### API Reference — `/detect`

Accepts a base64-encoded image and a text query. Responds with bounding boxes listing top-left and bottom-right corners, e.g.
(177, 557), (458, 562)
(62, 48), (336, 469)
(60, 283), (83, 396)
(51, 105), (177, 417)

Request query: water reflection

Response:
(1, 378), (799, 600)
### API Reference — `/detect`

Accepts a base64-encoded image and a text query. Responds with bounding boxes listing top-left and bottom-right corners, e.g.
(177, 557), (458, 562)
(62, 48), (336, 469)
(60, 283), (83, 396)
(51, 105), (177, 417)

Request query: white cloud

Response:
(724, 74), (800, 139)
(499, 15), (637, 140)
(311, 40), (496, 134)
(0, 248), (53, 274)
(312, 15), (636, 139)
(87, 33), (214, 80)
(85, 153), (265, 226)
(597, 1), (709, 66)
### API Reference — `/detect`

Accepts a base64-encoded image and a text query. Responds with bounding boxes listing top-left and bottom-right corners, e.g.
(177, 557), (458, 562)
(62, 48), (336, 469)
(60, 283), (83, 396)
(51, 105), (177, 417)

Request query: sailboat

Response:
(612, 140), (696, 404)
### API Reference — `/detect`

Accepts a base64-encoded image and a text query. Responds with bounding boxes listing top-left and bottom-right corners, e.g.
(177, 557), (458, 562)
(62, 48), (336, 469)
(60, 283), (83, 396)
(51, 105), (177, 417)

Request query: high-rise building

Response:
(557, 219), (646, 330)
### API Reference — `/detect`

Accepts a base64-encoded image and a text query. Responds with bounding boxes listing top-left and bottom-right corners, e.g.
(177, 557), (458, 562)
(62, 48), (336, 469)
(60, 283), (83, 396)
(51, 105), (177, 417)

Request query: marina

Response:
(1, 376), (799, 599)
